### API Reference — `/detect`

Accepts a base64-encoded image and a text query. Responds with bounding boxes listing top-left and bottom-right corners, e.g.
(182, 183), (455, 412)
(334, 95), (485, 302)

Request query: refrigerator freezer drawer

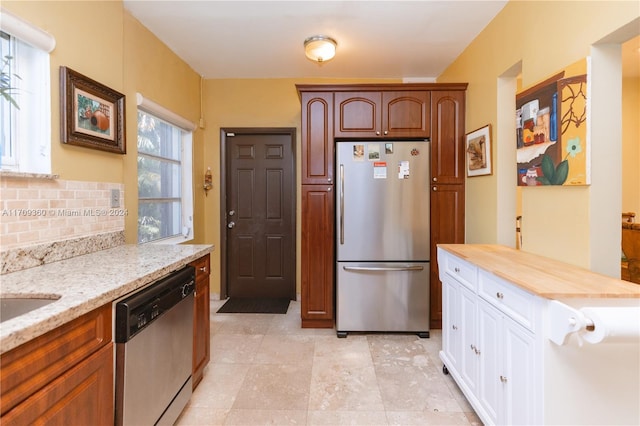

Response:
(336, 262), (430, 334)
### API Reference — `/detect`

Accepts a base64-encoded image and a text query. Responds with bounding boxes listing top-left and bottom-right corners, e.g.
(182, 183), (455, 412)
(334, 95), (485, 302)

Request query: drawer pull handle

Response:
(496, 292), (504, 299)
(500, 375), (508, 383)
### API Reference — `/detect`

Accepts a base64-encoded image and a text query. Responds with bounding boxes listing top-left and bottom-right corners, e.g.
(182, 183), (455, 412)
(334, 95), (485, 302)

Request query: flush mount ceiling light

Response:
(304, 35), (337, 63)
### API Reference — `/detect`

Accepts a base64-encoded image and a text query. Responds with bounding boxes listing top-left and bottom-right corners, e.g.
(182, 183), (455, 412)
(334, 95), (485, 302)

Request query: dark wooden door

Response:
(224, 129), (296, 299)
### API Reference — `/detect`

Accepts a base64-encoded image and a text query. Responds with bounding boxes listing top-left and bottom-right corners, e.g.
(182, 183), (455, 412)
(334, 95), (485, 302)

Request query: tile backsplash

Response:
(1, 176), (126, 273)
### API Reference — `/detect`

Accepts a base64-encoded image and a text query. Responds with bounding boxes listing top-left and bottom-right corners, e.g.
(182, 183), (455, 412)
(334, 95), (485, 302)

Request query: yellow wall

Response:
(3, 1), (203, 246)
(438, 0), (639, 269)
(622, 76), (640, 216)
(202, 78), (399, 295)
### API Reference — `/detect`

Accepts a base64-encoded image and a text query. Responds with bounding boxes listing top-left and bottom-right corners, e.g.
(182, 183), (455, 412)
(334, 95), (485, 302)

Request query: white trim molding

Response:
(0, 8), (55, 52)
(136, 93), (197, 132)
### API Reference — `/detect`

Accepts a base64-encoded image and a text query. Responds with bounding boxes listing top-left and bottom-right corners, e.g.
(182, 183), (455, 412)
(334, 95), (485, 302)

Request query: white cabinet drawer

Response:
(478, 270), (536, 332)
(438, 248), (477, 291)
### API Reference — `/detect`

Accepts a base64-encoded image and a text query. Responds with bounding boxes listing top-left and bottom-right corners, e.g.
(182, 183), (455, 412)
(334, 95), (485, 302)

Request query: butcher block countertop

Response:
(0, 244), (213, 355)
(438, 244), (640, 299)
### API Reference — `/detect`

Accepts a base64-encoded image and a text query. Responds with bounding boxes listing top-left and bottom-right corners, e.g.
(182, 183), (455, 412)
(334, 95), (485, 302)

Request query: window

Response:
(137, 107), (194, 244)
(0, 9), (54, 174)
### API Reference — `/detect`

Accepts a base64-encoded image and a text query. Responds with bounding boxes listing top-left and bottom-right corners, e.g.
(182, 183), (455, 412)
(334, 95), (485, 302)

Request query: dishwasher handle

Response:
(342, 265), (424, 272)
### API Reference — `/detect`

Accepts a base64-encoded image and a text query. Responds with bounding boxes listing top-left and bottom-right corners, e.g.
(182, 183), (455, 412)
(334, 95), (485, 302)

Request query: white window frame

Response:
(137, 93), (195, 245)
(0, 8), (55, 174)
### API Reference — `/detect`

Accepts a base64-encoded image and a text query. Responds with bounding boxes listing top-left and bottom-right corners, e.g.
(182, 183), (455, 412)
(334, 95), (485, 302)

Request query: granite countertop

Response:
(438, 244), (640, 299)
(0, 243), (214, 354)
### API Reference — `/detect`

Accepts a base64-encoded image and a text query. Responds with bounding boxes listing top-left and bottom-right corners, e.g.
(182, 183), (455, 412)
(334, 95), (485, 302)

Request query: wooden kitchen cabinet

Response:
(0, 304), (113, 425)
(430, 183), (465, 328)
(334, 90), (430, 139)
(190, 253), (211, 389)
(301, 91), (334, 185)
(301, 184), (335, 328)
(431, 90), (465, 184)
(429, 88), (466, 328)
(298, 83), (466, 330)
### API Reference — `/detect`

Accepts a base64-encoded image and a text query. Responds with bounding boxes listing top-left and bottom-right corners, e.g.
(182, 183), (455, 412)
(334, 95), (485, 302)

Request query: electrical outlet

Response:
(111, 189), (120, 208)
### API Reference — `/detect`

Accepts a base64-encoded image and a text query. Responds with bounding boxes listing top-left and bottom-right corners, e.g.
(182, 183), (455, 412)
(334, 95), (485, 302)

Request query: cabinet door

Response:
(1, 343), (114, 426)
(477, 300), (501, 426)
(191, 254), (211, 389)
(429, 184), (465, 328)
(503, 319), (536, 426)
(334, 92), (381, 138)
(431, 90), (465, 184)
(301, 92), (334, 184)
(441, 278), (461, 373)
(301, 184), (335, 327)
(382, 91), (430, 138)
(460, 285), (478, 395)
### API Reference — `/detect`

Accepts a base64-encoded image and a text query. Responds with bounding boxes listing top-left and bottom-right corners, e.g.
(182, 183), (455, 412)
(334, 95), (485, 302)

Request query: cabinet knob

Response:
(454, 267), (460, 273)
(376, 131), (381, 136)
(452, 325), (458, 330)
(432, 186), (437, 191)
(328, 178), (332, 183)
(384, 130), (388, 135)
(199, 266), (208, 273)
(327, 187), (332, 192)
(496, 292), (504, 299)
(470, 344), (475, 351)
(432, 177), (437, 182)
(500, 375), (508, 383)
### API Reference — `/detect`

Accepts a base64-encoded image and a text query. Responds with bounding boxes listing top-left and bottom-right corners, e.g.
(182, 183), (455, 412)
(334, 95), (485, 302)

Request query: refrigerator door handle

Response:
(340, 164), (345, 245)
(342, 265), (425, 272)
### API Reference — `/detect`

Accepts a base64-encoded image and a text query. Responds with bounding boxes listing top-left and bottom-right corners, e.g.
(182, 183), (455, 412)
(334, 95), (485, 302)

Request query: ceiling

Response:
(123, 0), (509, 80)
(124, 1), (639, 80)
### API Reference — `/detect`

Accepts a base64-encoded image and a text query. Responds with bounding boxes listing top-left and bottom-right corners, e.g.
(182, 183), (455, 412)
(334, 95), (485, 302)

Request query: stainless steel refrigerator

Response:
(336, 140), (430, 338)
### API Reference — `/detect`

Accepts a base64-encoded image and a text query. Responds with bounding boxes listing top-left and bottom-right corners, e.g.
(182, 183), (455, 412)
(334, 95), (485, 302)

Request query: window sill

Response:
(144, 235), (194, 246)
(0, 170), (59, 180)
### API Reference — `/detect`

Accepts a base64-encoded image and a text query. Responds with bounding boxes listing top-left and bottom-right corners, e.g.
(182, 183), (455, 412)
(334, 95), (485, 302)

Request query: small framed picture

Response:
(465, 124), (492, 177)
(60, 66), (126, 154)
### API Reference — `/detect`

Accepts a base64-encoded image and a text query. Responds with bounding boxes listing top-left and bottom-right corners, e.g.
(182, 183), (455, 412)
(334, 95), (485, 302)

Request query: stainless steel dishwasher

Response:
(114, 265), (195, 425)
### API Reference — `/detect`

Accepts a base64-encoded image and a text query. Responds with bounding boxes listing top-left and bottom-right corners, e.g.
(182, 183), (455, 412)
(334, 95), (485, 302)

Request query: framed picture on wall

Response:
(60, 66), (126, 154)
(465, 124), (492, 177)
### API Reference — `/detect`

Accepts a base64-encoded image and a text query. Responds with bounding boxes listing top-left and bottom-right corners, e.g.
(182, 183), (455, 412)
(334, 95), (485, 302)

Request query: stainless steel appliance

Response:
(336, 140), (430, 338)
(114, 266), (195, 425)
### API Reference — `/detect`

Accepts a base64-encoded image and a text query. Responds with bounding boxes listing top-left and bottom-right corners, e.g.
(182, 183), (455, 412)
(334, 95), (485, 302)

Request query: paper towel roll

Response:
(579, 307), (640, 344)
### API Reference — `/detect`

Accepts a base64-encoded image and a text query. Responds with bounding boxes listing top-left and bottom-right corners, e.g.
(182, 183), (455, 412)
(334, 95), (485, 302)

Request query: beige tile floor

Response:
(176, 299), (482, 426)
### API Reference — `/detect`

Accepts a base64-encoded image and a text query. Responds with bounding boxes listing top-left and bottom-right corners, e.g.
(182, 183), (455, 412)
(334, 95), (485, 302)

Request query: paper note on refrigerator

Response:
(398, 161), (410, 179)
(373, 162), (387, 179)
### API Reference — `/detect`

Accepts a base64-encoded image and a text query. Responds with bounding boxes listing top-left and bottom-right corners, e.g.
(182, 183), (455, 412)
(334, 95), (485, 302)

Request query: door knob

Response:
(227, 221), (235, 229)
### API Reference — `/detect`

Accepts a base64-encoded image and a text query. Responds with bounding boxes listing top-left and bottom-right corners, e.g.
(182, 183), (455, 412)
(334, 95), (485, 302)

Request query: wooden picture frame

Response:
(465, 124), (492, 177)
(60, 66), (125, 154)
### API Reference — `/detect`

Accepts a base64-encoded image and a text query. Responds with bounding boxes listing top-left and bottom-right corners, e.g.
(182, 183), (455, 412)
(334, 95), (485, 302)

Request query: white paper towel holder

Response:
(548, 300), (595, 346)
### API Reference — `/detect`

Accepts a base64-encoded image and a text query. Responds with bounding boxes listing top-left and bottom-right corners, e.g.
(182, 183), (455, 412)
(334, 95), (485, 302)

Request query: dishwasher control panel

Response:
(115, 265), (195, 342)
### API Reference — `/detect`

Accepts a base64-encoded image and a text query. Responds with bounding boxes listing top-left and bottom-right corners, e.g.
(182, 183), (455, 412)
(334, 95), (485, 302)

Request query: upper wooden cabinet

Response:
(334, 91), (430, 139)
(300, 92), (334, 185)
(431, 91), (466, 184)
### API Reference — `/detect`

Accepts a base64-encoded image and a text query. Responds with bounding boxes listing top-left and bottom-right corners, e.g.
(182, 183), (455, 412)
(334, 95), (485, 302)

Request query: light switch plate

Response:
(111, 188), (120, 208)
